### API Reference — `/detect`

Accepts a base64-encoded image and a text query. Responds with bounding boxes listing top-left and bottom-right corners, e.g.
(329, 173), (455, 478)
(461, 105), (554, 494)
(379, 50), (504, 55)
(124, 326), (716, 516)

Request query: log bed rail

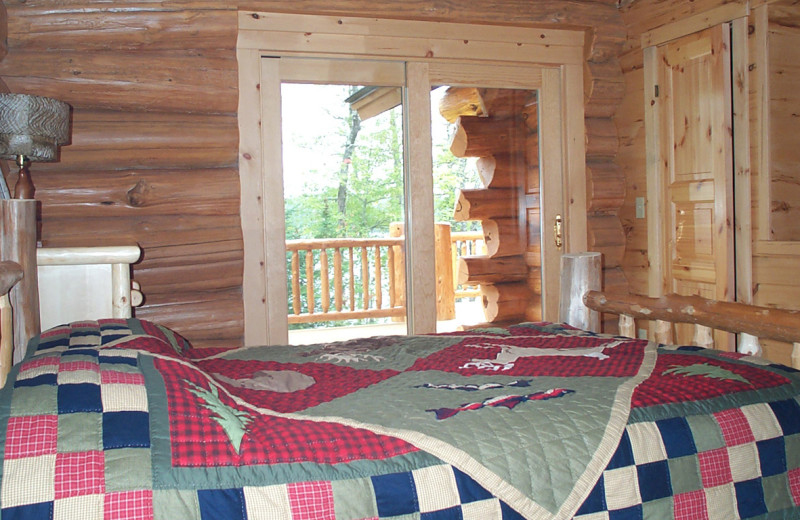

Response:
(562, 252), (800, 369)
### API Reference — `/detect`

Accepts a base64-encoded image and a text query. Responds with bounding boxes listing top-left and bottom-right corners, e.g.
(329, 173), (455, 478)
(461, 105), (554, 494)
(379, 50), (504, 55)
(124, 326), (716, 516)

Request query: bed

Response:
(1, 254), (800, 519)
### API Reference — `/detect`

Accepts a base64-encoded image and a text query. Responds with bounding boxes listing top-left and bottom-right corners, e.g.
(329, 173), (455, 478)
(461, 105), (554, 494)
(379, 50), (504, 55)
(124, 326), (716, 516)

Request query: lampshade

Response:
(0, 93), (70, 162)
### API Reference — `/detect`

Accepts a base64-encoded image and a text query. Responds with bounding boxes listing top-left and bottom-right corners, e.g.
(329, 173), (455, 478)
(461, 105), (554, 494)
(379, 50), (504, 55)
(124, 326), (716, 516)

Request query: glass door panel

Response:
(429, 86), (541, 332)
(281, 82), (408, 344)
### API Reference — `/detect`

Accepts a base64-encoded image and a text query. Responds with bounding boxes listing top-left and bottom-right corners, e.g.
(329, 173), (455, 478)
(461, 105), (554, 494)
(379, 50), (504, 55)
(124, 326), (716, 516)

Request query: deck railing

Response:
(286, 224), (485, 325)
(451, 231), (486, 300)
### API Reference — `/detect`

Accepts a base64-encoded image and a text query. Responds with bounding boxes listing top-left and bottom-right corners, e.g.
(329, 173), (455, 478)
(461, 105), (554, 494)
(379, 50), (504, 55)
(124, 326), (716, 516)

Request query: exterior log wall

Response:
(0, 1), (628, 347)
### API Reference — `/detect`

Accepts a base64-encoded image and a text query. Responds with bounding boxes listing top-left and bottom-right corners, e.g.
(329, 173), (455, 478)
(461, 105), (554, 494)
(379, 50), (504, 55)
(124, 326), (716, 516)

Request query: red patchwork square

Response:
(101, 371), (145, 385)
(55, 451), (105, 499)
(19, 356), (60, 373)
(674, 490), (709, 520)
(41, 326), (70, 338)
(104, 490), (154, 520)
(698, 448), (733, 488)
(789, 467), (800, 504)
(714, 408), (754, 446)
(288, 481), (335, 520)
(5, 415), (57, 459)
(60, 360), (100, 373)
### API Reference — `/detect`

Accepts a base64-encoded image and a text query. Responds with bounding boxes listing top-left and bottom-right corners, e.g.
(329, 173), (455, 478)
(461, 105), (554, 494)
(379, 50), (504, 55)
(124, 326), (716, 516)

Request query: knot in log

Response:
(682, 305), (696, 316)
(126, 179), (152, 208)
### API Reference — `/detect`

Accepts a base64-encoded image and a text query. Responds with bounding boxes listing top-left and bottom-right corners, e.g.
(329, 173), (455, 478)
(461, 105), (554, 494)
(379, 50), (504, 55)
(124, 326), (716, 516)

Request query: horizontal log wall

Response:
(1, 0), (627, 347)
(0, 1), (241, 348)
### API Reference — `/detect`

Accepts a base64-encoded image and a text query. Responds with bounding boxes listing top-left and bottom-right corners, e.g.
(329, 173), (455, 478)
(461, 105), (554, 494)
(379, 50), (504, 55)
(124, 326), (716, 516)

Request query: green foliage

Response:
(662, 363), (751, 385)
(282, 84), (485, 327)
(186, 380), (253, 453)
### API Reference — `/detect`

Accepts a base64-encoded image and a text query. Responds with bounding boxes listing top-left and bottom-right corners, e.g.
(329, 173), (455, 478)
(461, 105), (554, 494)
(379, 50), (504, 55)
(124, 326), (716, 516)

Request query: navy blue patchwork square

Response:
(35, 335), (69, 353)
(637, 460), (672, 502)
(371, 471), (419, 517)
(58, 383), (102, 414)
(499, 501), (526, 520)
(757, 437), (787, 477)
(609, 504), (643, 519)
(770, 399), (800, 436)
(99, 324), (133, 344)
(15, 373), (57, 388)
(453, 468), (494, 504)
(2, 501), (54, 519)
(656, 417), (697, 458)
(575, 474), (605, 515)
(99, 354), (138, 367)
(421, 506), (464, 519)
(734, 478), (768, 518)
(198, 488), (246, 520)
(607, 430), (634, 469)
(103, 411), (150, 449)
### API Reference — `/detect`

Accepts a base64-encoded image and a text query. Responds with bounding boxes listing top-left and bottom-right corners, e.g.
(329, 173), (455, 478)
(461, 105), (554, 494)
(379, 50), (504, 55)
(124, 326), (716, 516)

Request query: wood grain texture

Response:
(0, 0), (627, 348)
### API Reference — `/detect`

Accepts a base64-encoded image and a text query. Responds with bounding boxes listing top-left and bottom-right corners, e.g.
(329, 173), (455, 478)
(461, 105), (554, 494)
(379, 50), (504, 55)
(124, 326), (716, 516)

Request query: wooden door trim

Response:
(644, 25), (736, 303)
(236, 13), (587, 343)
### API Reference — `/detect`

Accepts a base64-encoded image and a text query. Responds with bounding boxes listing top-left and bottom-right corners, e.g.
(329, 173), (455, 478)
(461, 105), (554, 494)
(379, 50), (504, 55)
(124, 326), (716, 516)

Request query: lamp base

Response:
(13, 156), (34, 200)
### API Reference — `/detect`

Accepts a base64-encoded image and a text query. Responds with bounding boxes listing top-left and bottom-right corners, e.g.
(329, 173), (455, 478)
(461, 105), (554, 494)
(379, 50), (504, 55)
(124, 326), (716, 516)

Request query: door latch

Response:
(554, 214), (563, 249)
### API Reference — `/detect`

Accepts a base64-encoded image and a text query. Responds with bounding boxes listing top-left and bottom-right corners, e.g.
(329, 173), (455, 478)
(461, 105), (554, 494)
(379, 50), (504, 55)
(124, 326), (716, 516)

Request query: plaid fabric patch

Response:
(408, 334), (647, 377)
(574, 398), (800, 519)
(5, 319), (800, 519)
(197, 357), (399, 413)
(1, 320), (154, 517)
(154, 358), (418, 467)
(633, 351), (790, 408)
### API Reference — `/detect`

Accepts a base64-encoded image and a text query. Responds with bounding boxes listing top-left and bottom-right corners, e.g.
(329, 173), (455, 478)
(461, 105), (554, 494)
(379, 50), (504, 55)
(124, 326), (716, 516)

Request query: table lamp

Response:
(0, 93), (70, 199)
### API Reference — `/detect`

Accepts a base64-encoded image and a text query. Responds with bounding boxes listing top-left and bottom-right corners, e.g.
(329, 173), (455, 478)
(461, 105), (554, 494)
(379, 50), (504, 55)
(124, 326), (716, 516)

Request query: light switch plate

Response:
(635, 197), (645, 219)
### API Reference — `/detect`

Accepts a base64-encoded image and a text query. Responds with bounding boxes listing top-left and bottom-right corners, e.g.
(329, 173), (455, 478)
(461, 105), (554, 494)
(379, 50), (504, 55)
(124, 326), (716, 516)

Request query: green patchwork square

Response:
(62, 354), (98, 365)
(99, 363), (140, 374)
(10, 385), (58, 416)
(153, 489), (201, 520)
(667, 455), (702, 494)
(58, 412), (102, 452)
(104, 447), (152, 492)
(686, 414), (725, 452)
(762, 473), (794, 512)
(786, 434), (800, 470)
(642, 496), (673, 519)
(332, 477), (379, 520)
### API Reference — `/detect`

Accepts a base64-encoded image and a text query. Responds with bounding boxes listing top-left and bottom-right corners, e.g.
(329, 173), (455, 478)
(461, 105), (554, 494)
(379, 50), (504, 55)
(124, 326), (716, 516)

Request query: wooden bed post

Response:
(559, 252), (601, 332)
(0, 199), (40, 364)
(0, 261), (23, 387)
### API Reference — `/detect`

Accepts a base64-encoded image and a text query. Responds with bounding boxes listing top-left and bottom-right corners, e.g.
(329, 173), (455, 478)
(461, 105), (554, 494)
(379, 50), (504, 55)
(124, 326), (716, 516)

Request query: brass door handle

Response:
(554, 214), (563, 249)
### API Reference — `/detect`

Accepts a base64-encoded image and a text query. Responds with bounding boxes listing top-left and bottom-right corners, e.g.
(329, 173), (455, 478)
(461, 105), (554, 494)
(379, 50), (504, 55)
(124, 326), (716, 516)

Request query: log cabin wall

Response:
(0, 0), (628, 347)
(616, 0), (800, 364)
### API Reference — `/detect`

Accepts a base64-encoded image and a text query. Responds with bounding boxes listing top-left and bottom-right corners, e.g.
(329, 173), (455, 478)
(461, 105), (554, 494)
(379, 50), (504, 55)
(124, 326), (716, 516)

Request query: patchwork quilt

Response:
(0, 319), (799, 519)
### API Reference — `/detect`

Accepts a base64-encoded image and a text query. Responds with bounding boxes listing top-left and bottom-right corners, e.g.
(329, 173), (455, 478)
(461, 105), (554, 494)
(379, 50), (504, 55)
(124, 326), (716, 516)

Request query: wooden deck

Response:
(288, 299), (484, 345)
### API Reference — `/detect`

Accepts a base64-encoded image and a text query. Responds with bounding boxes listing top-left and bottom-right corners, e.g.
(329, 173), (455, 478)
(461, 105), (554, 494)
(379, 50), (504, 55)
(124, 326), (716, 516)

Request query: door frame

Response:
(643, 15), (753, 309)
(236, 11), (587, 345)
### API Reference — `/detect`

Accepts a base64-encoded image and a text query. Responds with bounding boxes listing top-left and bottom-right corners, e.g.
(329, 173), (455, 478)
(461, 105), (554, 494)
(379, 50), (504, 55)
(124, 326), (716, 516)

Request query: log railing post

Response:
(434, 223), (455, 321)
(389, 223), (406, 322)
(559, 252), (601, 332)
(619, 314), (635, 338)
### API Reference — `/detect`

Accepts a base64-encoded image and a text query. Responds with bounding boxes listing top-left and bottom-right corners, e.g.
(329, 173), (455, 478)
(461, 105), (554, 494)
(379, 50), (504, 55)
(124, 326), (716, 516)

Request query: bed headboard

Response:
(1, 199), (142, 368)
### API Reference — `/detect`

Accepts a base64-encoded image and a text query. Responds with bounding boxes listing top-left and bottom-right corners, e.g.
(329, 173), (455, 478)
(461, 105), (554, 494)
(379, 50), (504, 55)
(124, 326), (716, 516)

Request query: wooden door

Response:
(651, 26), (734, 346)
